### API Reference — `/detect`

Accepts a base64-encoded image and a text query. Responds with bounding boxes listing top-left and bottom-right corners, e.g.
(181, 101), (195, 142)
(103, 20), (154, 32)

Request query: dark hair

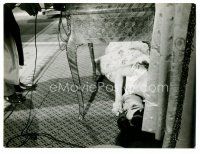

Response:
(140, 61), (149, 70)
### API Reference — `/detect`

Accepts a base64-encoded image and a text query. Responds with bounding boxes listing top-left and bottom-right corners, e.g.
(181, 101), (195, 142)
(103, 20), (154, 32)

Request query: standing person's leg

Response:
(4, 35), (25, 103)
(4, 81), (15, 97)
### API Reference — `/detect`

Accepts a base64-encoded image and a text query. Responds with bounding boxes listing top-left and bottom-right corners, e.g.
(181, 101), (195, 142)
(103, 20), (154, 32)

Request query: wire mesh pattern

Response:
(4, 48), (119, 148)
(66, 3), (155, 118)
(71, 4), (155, 44)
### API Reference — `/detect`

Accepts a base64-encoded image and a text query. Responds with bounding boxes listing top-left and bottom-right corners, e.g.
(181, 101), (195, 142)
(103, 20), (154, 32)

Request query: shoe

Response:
(19, 82), (27, 88)
(14, 85), (26, 93)
(4, 93), (26, 104)
(15, 82), (37, 93)
(20, 82), (37, 91)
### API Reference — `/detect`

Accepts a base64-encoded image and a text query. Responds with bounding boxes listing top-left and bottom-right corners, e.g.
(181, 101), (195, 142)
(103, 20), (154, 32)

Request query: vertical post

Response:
(66, 34), (85, 120)
(88, 43), (97, 81)
(163, 4), (195, 147)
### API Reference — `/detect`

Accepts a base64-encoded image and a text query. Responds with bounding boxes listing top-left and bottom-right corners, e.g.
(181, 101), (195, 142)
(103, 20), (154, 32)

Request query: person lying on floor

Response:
(95, 41), (149, 122)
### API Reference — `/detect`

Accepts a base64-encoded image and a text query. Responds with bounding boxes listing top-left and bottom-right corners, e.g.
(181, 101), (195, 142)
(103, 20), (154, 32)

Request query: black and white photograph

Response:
(1, 1), (197, 149)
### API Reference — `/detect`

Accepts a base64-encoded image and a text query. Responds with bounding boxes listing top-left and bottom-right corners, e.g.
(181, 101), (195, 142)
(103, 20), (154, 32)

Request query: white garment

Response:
(99, 41), (149, 86)
(4, 34), (19, 85)
(125, 68), (148, 98)
(99, 41), (149, 78)
(98, 41), (149, 117)
(98, 41), (150, 116)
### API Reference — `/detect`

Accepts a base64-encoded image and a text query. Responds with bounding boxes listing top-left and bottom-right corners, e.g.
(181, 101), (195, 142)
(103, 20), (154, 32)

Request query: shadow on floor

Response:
(4, 76), (162, 148)
(115, 124), (162, 148)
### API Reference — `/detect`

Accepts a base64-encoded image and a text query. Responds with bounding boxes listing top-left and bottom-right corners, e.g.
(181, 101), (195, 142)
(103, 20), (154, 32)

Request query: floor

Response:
(4, 43), (162, 148)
